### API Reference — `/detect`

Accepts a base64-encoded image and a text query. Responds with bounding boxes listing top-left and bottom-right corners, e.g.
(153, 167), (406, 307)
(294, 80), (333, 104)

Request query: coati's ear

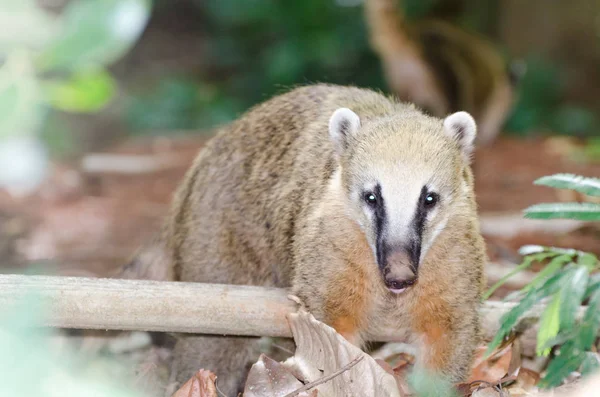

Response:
(329, 108), (361, 156)
(443, 111), (477, 162)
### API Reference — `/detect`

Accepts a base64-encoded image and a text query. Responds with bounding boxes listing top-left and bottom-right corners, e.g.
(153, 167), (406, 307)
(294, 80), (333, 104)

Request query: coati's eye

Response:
(424, 192), (438, 208)
(364, 192), (378, 206)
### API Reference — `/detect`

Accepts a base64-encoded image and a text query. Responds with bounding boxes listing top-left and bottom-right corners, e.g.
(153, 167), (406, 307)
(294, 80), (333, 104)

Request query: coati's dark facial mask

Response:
(328, 107), (477, 294)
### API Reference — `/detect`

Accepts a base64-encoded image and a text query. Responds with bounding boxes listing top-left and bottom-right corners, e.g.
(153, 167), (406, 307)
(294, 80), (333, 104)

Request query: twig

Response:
(282, 355), (364, 397)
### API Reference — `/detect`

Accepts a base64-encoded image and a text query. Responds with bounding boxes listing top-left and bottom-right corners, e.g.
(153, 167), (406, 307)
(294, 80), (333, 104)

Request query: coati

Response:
(364, 0), (518, 145)
(123, 84), (487, 395)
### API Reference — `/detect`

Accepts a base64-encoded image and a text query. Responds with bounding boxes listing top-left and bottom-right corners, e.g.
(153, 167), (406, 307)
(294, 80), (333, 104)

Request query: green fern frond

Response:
(524, 202), (600, 220)
(535, 174), (600, 197)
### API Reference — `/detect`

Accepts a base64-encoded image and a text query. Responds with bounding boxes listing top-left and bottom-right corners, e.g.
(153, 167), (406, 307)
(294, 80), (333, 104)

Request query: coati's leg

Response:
(170, 335), (295, 395)
(170, 335), (260, 395)
(168, 224), (294, 394)
(410, 291), (480, 382)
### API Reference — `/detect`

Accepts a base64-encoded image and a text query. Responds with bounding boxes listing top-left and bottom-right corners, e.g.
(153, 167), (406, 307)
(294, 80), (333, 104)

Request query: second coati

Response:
(123, 84), (487, 395)
(364, 0), (518, 145)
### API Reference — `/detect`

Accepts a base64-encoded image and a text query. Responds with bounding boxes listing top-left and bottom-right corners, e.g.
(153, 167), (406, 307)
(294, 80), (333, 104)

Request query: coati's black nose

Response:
(384, 276), (417, 294)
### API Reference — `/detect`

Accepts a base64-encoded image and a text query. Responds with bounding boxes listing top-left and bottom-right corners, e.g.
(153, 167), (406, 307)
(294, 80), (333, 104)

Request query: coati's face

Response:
(328, 108), (476, 294)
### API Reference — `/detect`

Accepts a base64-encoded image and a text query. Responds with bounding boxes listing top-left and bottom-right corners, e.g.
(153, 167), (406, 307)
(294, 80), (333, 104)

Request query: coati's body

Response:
(125, 84), (486, 394)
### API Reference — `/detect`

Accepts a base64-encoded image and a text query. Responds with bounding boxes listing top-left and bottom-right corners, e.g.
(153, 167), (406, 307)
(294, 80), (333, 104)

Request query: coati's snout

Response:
(380, 243), (419, 293)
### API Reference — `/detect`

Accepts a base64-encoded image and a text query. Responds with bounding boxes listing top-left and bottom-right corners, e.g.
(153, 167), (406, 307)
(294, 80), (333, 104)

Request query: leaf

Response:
(38, 0), (151, 71)
(468, 345), (513, 384)
(534, 173), (600, 197)
(172, 369), (218, 397)
(578, 252), (599, 271)
(578, 288), (600, 350)
(483, 253), (557, 300)
(537, 329), (578, 352)
(486, 270), (566, 354)
(524, 202), (600, 221)
(558, 265), (589, 332)
(518, 245), (546, 255)
(580, 352), (600, 376)
(42, 68), (116, 113)
(539, 341), (586, 388)
(518, 245), (580, 257)
(584, 273), (600, 300)
(523, 255), (572, 293)
(244, 355), (316, 397)
(283, 310), (400, 397)
(537, 292), (561, 356)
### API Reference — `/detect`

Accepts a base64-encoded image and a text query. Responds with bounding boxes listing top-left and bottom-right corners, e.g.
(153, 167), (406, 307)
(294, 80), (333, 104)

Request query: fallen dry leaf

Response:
(283, 310), (401, 397)
(171, 369), (217, 397)
(244, 354), (316, 397)
(471, 386), (505, 397)
(468, 345), (513, 385)
(375, 359), (412, 396)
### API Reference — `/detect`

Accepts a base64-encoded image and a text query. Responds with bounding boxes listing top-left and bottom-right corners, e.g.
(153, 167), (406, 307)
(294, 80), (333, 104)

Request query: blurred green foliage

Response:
(0, 0), (151, 191)
(505, 56), (599, 138)
(0, 0), (150, 128)
(1, 294), (142, 397)
(126, 0), (598, 143)
(125, 0), (388, 133)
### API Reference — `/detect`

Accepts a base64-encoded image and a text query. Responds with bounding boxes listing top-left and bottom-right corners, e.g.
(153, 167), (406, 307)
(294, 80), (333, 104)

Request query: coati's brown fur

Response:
(123, 84), (487, 395)
(364, 0), (517, 145)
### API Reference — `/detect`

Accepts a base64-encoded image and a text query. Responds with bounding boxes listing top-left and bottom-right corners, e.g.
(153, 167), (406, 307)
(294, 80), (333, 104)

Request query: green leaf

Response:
(519, 245), (581, 257)
(42, 69), (116, 113)
(584, 273), (600, 300)
(483, 252), (557, 300)
(535, 174), (600, 197)
(537, 292), (561, 356)
(580, 352), (600, 376)
(578, 288), (600, 350)
(523, 255), (572, 293)
(524, 202), (600, 221)
(486, 269), (565, 354)
(538, 329), (578, 352)
(578, 252), (599, 271)
(38, 0), (151, 71)
(540, 341), (586, 388)
(558, 266), (589, 332)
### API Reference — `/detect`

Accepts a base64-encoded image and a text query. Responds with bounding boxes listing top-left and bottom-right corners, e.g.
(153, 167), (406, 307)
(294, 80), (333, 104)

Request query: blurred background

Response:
(1, 0), (599, 284)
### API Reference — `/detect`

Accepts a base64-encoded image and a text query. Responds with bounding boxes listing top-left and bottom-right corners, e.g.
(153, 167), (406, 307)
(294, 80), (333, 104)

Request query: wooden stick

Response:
(0, 275), (296, 338)
(0, 275), (585, 341)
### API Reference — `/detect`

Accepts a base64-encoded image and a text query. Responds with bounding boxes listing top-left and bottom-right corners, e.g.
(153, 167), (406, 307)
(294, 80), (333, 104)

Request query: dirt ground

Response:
(1, 134), (599, 288)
